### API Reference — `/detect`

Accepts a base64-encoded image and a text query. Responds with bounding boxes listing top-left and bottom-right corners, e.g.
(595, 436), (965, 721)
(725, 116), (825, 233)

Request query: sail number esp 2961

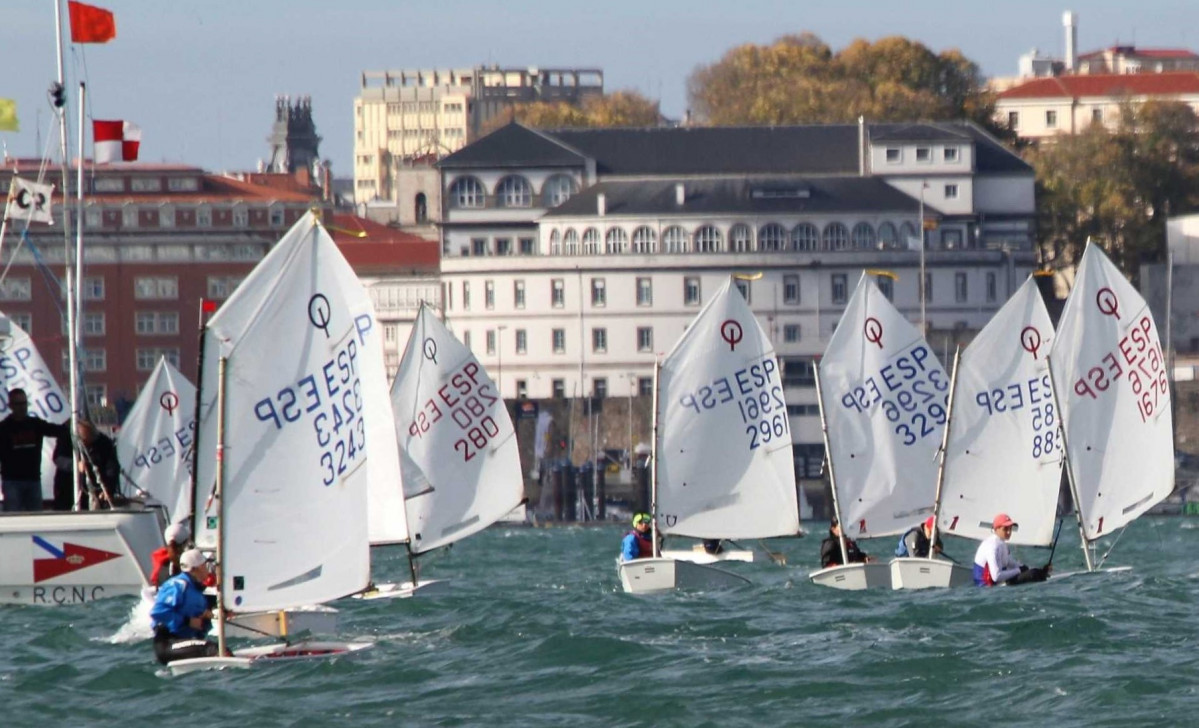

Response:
(678, 355), (789, 450)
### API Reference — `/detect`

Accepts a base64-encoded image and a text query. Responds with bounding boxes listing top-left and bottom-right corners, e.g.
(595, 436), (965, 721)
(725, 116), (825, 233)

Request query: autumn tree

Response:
(480, 90), (661, 135)
(686, 33), (996, 131)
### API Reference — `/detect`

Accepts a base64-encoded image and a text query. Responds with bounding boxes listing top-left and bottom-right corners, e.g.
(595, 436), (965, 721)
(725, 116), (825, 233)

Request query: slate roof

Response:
(543, 177), (930, 218)
(437, 123), (586, 169)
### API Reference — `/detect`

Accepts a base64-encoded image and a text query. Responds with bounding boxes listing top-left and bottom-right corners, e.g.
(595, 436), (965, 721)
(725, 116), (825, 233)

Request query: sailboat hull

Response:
(166, 640), (373, 675)
(889, 557), (973, 590)
(352, 579), (450, 600)
(660, 547), (755, 564)
(225, 605), (339, 638)
(617, 557), (750, 594)
(808, 562), (893, 590)
(0, 509), (166, 605)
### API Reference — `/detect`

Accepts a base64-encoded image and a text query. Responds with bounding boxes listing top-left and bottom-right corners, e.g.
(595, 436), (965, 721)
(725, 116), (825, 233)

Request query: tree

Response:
(686, 33), (996, 130)
(480, 91), (661, 135)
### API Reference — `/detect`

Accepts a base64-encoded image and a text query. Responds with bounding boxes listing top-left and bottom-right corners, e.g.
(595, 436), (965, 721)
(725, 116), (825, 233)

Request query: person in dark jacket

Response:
(149, 548), (218, 664)
(52, 419), (121, 510)
(0, 388), (69, 511)
(820, 518), (873, 568)
(895, 516), (944, 558)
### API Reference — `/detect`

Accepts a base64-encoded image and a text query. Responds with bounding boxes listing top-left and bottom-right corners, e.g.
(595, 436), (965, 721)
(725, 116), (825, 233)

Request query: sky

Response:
(3, 0), (1198, 178)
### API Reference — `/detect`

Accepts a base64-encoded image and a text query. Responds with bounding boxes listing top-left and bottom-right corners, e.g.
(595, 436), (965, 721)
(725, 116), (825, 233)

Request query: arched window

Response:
(631, 226), (657, 254)
(449, 176), (485, 208)
(582, 228), (600, 255)
(694, 225), (722, 253)
(415, 193), (428, 223)
(605, 228), (629, 254)
(662, 226), (689, 253)
(496, 175), (532, 208)
(563, 229), (579, 255)
(823, 222), (850, 251)
(851, 222), (876, 249)
(542, 174), (577, 207)
(549, 229), (562, 255)
(878, 222), (899, 249)
(729, 223), (753, 252)
(791, 223), (819, 251)
(758, 223), (787, 252)
(900, 222), (919, 248)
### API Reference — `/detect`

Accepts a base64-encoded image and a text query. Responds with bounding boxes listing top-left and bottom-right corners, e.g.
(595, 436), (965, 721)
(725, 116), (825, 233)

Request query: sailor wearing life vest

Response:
(149, 548), (219, 663)
(620, 513), (655, 561)
(972, 513), (1052, 586)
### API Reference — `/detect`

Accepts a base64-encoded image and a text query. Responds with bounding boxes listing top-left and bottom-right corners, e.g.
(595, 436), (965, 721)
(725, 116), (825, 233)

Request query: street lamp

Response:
(496, 325), (508, 399)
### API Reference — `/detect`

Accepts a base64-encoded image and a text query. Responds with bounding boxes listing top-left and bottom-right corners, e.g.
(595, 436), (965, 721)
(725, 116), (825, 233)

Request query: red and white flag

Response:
(93, 120), (140, 163)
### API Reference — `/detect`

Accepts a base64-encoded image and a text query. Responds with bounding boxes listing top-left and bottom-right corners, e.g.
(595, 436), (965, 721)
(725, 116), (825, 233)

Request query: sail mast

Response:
(1046, 353), (1093, 572)
(649, 358), (661, 558)
(214, 356), (229, 656)
(813, 363), (848, 566)
(927, 347), (962, 560)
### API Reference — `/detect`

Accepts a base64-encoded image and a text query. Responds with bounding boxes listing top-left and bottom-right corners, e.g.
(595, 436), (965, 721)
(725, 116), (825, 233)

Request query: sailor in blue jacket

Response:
(150, 548), (218, 664)
(621, 513), (655, 561)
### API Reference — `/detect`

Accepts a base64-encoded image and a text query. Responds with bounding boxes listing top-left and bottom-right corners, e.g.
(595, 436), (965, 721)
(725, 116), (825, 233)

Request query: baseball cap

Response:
(924, 516), (935, 530)
(179, 548), (208, 571)
(632, 512), (652, 527)
(992, 513), (1017, 530)
(164, 522), (190, 546)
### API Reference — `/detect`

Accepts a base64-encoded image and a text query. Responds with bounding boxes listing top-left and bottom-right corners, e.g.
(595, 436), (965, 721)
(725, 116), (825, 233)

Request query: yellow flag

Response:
(0, 99), (17, 132)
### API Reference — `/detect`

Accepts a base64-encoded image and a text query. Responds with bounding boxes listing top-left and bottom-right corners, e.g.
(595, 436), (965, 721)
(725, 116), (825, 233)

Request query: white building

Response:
(435, 122), (1038, 475)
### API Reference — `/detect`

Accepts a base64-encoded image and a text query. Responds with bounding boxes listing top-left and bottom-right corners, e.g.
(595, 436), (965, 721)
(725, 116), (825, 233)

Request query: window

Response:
(514, 280), (526, 309)
(135, 311), (179, 336)
(924, 273), (933, 303)
(986, 272), (998, 302)
(591, 278), (606, 307)
(783, 275), (800, 304)
(730, 224), (753, 252)
(197, 207), (212, 227)
(484, 280), (495, 309)
(637, 327), (653, 352)
(486, 329), (496, 355)
(592, 328), (607, 353)
(450, 176), (485, 207)
(944, 184), (959, 200)
(831, 274), (848, 304)
(791, 223), (819, 251)
(471, 238), (488, 256)
(463, 331), (471, 351)
(83, 348), (106, 372)
(1046, 110), (1057, 128)
(136, 347), (180, 371)
(0, 277), (31, 301)
(495, 238), (512, 256)
(1008, 111), (1019, 129)
(551, 279), (565, 308)
(684, 277), (701, 306)
(563, 229), (579, 255)
(552, 328), (566, 354)
(122, 207), (139, 228)
(207, 276), (242, 300)
(783, 324), (800, 343)
(1092, 107), (1103, 123)
(944, 146), (960, 162)
(662, 226), (688, 253)
(851, 223), (876, 249)
(878, 222), (899, 249)
(232, 208), (248, 227)
(605, 228), (628, 254)
(543, 175), (576, 207)
(462, 281), (471, 309)
(552, 379), (566, 398)
(582, 228), (600, 255)
(758, 223), (787, 252)
(943, 230), (963, 249)
(631, 226), (657, 254)
(694, 225), (722, 253)
(496, 175), (531, 207)
(636, 277), (652, 306)
(886, 148), (901, 163)
(955, 272), (968, 303)
(916, 147), (931, 162)
(549, 230), (561, 255)
(823, 223), (850, 251)
(900, 222), (920, 248)
(9, 312), (31, 332)
(159, 206), (175, 228)
(515, 329), (527, 354)
(134, 277), (178, 300)
(85, 384), (107, 410)
(735, 279), (751, 303)
(877, 276), (894, 301)
(519, 238), (535, 255)
(516, 379), (527, 398)
(593, 378), (607, 399)
(638, 377), (653, 397)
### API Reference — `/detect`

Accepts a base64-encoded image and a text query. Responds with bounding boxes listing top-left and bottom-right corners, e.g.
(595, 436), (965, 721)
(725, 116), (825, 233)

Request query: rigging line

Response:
(1096, 525), (1127, 570)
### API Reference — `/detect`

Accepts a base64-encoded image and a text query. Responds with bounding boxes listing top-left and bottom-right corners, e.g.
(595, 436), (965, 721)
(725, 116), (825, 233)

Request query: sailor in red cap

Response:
(972, 513), (1051, 586)
(895, 515), (943, 558)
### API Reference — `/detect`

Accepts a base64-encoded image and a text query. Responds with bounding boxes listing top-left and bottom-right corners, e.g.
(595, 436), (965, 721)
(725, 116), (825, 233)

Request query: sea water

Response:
(2, 518), (1197, 727)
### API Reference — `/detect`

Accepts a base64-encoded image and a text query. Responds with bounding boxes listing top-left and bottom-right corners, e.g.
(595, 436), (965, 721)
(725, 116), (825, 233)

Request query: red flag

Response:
(93, 120), (140, 163)
(68, 1), (116, 43)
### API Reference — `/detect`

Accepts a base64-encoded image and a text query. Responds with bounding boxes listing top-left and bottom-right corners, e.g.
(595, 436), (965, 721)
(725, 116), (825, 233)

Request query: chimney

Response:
(858, 115), (867, 176)
(675, 183), (685, 206)
(1063, 11), (1078, 72)
(597, 192), (606, 216)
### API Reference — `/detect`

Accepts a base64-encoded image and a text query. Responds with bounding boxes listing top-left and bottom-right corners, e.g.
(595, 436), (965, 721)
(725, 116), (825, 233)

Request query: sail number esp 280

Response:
(406, 361), (503, 463)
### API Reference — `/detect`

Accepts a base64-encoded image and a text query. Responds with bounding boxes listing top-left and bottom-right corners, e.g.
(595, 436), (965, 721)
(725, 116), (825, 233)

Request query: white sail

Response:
(114, 357), (196, 522)
(391, 303), (523, 554)
(656, 279), (799, 539)
(0, 313), (70, 502)
(1049, 242), (1173, 540)
(193, 212), (400, 611)
(938, 277), (1062, 546)
(819, 273), (948, 538)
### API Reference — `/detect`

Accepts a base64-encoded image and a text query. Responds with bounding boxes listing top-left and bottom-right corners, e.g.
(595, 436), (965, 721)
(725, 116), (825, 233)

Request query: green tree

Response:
(480, 90), (660, 135)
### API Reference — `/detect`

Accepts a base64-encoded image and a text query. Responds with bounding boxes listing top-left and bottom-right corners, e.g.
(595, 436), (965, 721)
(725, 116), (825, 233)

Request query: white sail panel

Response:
(656, 279), (799, 539)
(0, 313), (70, 502)
(194, 212), (392, 611)
(1049, 242), (1173, 540)
(819, 273), (947, 539)
(938, 277), (1062, 546)
(391, 303), (523, 554)
(115, 358), (196, 522)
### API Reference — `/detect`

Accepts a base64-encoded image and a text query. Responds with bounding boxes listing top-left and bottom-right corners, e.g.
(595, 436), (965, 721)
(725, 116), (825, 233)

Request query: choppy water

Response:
(2, 518), (1198, 727)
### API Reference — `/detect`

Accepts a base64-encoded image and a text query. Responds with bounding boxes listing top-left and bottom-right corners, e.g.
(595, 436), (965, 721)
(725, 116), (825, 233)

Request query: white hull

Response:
(808, 562), (893, 591)
(352, 579), (450, 600)
(167, 640), (373, 675)
(889, 557), (973, 590)
(660, 547), (755, 564)
(0, 509), (166, 605)
(617, 557), (750, 594)
(1050, 565), (1133, 580)
(225, 605), (339, 639)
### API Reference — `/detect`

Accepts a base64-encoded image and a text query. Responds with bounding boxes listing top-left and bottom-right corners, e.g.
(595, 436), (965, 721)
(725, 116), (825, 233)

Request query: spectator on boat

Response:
(972, 513), (1052, 586)
(620, 512), (655, 561)
(150, 548), (218, 664)
(52, 419), (122, 511)
(895, 516), (944, 558)
(0, 388), (69, 512)
(820, 518), (873, 568)
(150, 522), (191, 588)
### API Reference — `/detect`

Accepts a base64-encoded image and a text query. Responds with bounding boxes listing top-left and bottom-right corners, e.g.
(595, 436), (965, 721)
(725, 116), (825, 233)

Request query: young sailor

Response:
(149, 522), (190, 588)
(972, 513), (1051, 586)
(895, 516), (943, 558)
(620, 513), (655, 562)
(149, 548), (218, 663)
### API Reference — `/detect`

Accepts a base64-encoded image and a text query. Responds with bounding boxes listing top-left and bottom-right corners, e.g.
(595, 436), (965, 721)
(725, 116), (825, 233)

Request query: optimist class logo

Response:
(32, 536), (121, 582)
